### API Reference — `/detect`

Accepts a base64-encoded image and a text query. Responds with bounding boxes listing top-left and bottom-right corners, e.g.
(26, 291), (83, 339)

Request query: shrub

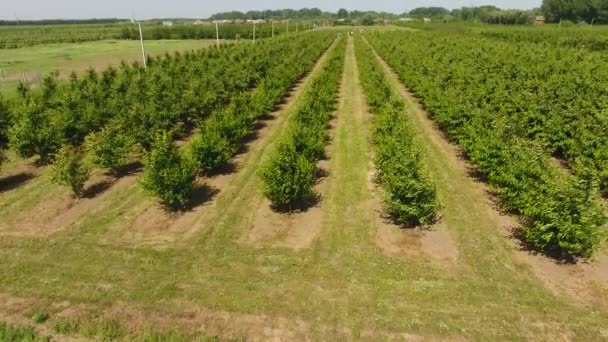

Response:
(49, 145), (90, 196)
(188, 119), (238, 172)
(141, 132), (197, 209)
(9, 101), (62, 164)
(258, 139), (316, 210)
(84, 121), (135, 175)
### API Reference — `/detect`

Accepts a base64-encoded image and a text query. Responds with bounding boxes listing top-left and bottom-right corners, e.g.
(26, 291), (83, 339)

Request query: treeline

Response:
(367, 30), (607, 258)
(407, 2), (607, 24)
(407, 6), (540, 25)
(542, 0), (608, 24)
(209, 8), (399, 21)
(210, 8), (328, 20)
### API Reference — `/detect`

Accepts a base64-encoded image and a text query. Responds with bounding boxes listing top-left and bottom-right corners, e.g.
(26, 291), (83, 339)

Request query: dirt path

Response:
(364, 37), (608, 309)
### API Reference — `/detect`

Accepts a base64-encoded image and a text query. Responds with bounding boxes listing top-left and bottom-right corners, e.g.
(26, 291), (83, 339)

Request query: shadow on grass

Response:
(509, 226), (579, 264)
(0, 172), (36, 192)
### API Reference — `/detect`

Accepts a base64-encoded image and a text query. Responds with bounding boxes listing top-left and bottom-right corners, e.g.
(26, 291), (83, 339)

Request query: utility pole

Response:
(287, 21), (289, 34)
(138, 22), (147, 68)
(215, 21), (219, 47)
(272, 21), (274, 37)
(253, 22), (256, 43)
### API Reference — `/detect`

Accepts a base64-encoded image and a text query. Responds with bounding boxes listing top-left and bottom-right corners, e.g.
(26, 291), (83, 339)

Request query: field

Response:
(0, 24), (607, 341)
(0, 40), (219, 98)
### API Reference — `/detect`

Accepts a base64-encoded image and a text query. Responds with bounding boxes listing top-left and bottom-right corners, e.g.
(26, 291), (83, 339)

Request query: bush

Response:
(141, 132), (197, 209)
(49, 145), (90, 196)
(258, 140), (316, 210)
(84, 122), (135, 175)
(9, 101), (62, 164)
(188, 129), (235, 173)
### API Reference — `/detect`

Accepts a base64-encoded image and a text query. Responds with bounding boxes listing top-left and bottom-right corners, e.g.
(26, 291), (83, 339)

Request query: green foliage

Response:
(141, 132), (197, 209)
(189, 129), (236, 173)
(355, 37), (438, 226)
(542, 0), (608, 24)
(367, 30), (607, 257)
(259, 139), (317, 210)
(259, 37), (345, 209)
(50, 145), (90, 196)
(84, 121), (135, 175)
(188, 33), (333, 174)
(0, 322), (48, 342)
(9, 101), (62, 164)
(0, 94), (10, 167)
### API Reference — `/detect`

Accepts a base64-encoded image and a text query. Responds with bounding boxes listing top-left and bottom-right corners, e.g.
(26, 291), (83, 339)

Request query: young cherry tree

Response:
(141, 131), (197, 209)
(50, 145), (90, 197)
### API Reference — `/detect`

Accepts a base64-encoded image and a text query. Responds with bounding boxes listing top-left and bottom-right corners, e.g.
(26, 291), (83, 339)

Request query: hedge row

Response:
(355, 36), (438, 226)
(259, 36), (346, 210)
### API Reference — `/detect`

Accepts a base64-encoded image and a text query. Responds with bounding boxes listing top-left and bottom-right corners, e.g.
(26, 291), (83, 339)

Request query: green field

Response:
(0, 26), (607, 341)
(0, 39), (218, 98)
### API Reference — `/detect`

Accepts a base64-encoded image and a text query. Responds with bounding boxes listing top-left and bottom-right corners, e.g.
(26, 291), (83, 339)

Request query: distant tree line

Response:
(208, 8), (399, 21)
(407, 2), (607, 24)
(541, 0), (608, 24)
(407, 6), (540, 25)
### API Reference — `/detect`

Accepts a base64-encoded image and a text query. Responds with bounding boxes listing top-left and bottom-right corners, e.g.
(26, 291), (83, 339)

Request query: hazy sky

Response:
(1, 0), (542, 20)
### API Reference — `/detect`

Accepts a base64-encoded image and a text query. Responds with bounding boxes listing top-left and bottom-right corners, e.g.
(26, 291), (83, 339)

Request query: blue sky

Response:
(2, 0), (543, 20)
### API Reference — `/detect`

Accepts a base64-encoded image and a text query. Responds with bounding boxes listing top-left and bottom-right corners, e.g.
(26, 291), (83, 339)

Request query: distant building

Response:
(162, 21), (173, 26)
(424, 18), (432, 23)
(399, 17), (415, 22)
(534, 16), (545, 25)
(246, 19), (266, 24)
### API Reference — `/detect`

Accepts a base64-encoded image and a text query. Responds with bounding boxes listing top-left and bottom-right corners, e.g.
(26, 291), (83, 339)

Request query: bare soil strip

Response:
(365, 38), (608, 309)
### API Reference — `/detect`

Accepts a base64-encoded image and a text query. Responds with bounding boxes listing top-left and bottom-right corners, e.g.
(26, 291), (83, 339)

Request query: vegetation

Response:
(542, 0), (608, 23)
(84, 122), (136, 175)
(355, 36), (438, 226)
(141, 132), (197, 209)
(0, 24), (123, 49)
(49, 145), (90, 196)
(189, 33), (332, 173)
(366, 30), (607, 258)
(0, 94), (10, 168)
(259, 37), (345, 210)
(0, 322), (47, 342)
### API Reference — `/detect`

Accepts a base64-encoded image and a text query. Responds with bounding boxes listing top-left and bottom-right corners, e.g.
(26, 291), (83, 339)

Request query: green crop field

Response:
(0, 21), (607, 341)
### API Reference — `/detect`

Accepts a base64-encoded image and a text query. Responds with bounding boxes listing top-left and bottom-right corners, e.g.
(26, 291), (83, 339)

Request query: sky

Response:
(1, 0), (543, 20)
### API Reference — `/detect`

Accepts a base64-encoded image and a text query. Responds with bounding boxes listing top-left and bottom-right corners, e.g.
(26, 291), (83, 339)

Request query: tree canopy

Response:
(541, 0), (608, 23)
